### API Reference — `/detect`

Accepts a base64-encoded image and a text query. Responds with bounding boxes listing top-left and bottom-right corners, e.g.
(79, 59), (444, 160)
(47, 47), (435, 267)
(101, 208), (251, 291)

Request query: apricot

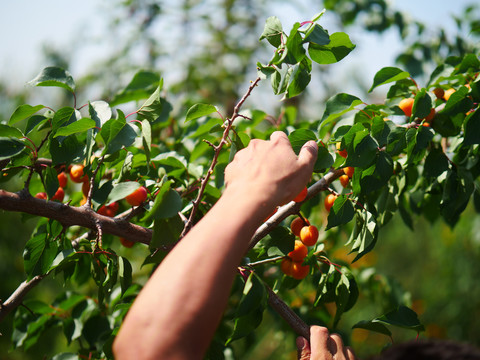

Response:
(82, 180), (90, 198)
(291, 262), (310, 280)
(398, 98), (414, 117)
(339, 174), (350, 188)
(291, 217), (309, 237)
(51, 187), (65, 202)
(424, 108), (435, 122)
(120, 237), (135, 248)
(343, 166), (354, 178)
(280, 257), (294, 277)
(444, 88), (455, 101)
(70, 164), (88, 183)
(35, 192), (47, 200)
(299, 225), (319, 247)
(293, 186), (308, 203)
(324, 193), (337, 212)
(336, 142), (348, 158)
(125, 186), (148, 206)
(433, 87), (444, 100)
(57, 172), (68, 188)
(288, 240), (308, 262)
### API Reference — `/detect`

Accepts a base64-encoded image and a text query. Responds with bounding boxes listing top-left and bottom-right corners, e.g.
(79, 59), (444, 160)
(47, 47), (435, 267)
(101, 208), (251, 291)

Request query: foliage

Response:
(1, 1), (480, 359)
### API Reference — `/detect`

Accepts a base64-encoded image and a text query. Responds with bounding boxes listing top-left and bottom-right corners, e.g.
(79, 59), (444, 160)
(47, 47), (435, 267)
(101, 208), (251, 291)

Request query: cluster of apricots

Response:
(398, 97), (435, 127)
(34, 163), (148, 247)
(280, 216), (319, 280)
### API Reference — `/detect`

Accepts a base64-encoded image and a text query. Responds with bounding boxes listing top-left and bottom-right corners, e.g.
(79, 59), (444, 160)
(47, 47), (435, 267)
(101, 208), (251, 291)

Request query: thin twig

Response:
(180, 77), (261, 238)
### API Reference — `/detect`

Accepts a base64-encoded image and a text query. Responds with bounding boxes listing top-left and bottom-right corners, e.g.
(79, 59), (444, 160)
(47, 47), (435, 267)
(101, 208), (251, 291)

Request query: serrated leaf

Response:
(137, 83), (168, 122)
(376, 306), (425, 332)
(185, 103), (218, 123)
(28, 66), (75, 93)
(326, 195), (355, 230)
(321, 93), (363, 125)
(369, 67), (410, 92)
(54, 118), (96, 137)
(9, 104), (45, 125)
(308, 32), (355, 65)
(259, 16), (283, 47)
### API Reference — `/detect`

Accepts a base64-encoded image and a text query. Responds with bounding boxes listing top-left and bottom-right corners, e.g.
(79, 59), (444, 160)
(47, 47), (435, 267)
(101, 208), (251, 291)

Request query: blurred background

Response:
(1, 0), (479, 359)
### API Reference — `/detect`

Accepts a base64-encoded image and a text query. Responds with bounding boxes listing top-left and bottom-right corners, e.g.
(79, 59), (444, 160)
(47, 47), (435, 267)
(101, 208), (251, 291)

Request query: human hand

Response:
(224, 131), (317, 209)
(297, 326), (357, 360)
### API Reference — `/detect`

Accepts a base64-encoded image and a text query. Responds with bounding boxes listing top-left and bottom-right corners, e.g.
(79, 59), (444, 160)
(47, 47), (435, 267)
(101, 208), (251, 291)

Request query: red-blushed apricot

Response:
(290, 217), (309, 237)
(399, 98), (414, 117)
(57, 172), (68, 188)
(288, 240), (308, 262)
(82, 180), (90, 198)
(280, 257), (294, 277)
(424, 108), (435, 122)
(125, 186), (148, 206)
(293, 186), (308, 203)
(324, 193), (337, 212)
(35, 192), (47, 200)
(422, 122), (431, 127)
(339, 174), (350, 188)
(51, 187), (65, 202)
(109, 202), (119, 213)
(343, 166), (354, 178)
(336, 142), (348, 158)
(120, 237), (135, 248)
(291, 262), (310, 280)
(70, 164), (88, 183)
(444, 88), (456, 101)
(433, 87), (445, 100)
(299, 225), (319, 247)
(98, 202), (119, 217)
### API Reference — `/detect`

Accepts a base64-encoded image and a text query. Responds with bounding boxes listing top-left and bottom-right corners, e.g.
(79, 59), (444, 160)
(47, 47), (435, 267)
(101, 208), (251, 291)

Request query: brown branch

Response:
(0, 190), (152, 245)
(0, 275), (46, 323)
(180, 77), (262, 238)
(247, 168), (344, 251)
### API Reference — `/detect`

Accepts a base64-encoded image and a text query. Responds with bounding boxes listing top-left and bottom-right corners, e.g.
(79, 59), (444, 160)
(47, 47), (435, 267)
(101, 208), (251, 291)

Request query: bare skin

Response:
(297, 326), (357, 360)
(113, 132), (318, 360)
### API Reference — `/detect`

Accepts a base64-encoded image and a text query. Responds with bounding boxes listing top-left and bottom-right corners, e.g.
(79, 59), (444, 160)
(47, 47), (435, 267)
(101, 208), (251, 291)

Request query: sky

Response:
(0, 0), (476, 92)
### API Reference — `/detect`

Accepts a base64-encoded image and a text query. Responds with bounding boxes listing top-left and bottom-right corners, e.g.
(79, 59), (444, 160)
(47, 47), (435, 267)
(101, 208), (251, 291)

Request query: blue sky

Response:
(0, 0), (475, 90)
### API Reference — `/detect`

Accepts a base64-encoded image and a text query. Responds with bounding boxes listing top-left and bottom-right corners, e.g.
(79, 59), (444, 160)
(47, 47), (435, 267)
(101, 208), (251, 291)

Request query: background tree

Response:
(0, 1), (479, 359)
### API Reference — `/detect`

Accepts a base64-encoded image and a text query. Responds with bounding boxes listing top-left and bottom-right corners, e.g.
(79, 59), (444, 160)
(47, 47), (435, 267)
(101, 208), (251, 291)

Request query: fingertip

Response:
(298, 140), (318, 166)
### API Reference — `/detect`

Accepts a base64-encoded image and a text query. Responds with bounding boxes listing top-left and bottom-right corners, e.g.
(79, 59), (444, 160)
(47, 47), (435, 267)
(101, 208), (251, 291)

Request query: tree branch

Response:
(0, 275), (46, 323)
(0, 190), (152, 245)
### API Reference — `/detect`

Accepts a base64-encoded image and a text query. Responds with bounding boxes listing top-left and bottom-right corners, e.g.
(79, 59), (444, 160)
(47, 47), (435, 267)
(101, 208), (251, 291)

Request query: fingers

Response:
(308, 326), (356, 360)
(296, 337), (311, 360)
(298, 140), (318, 171)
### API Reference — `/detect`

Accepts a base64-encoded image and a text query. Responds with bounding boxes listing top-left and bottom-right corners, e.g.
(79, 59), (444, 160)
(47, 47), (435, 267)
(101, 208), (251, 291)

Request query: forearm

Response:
(113, 187), (272, 360)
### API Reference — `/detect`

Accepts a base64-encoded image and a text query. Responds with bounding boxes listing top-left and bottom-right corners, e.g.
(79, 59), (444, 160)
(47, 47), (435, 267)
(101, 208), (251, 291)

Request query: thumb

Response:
(297, 141), (318, 171)
(296, 337), (311, 360)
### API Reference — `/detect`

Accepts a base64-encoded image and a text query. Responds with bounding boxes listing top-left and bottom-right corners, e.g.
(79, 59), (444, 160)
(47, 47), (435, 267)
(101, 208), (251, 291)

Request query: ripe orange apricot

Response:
(424, 108), (435, 122)
(422, 122), (431, 127)
(343, 166), (354, 178)
(51, 187), (65, 202)
(339, 174), (350, 188)
(293, 186), (308, 203)
(336, 142), (348, 158)
(35, 192), (47, 200)
(70, 164), (88, 183)
(291, 217), (309, 237)
(288, 240), (308, 262)
(398, 98), (414, 117)
(280, 257), (294, 277)
(444, 88), (456, 101)
(57, 172), (68, 188)
(98, 202), (119, 217)
(299, 225), (319, 246)
(120, 237), (135, 248)
(291, 262), (310, 280)
(324, 193), (337, 212)
(82, 180), (90, 197)
(125, 186), (148, 206)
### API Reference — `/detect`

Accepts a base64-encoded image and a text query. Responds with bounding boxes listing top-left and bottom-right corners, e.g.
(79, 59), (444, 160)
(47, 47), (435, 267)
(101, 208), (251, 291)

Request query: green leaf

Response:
(236, 272), (267, 317)
(368, 67), (410, 93)
(304, 24), (330, 45)
(137, 83), (169, 123)
(28, 66), (75, 93)
(352, 320), (392, 337)
(141, 120), (152, 167)
(25, 115), (48, 135)
(258, 227), (295, 258)
(315, 145), (334, 172)
(259, 16), (283, 47)
(107, 182), (140, 204)
(412, 89), (433, 119)
(52, 107), (77, 133)
(288, 129), (317, 153)
(49, 135), (84, 165)
(54, 118), (96, 137)
(89, 101), (112, 129)
(227, 307), (264, 344)
(285, 57), (311, 98)
(424, 148), (449, 178)
(375, 306), (425, 332)
(321, 93), (363, 125)
(284, 23), (305, 65)
(0, 137), (25, 160)
(406, 126), (434, 165)
(23, 229), (59, 280)
(464, 108), (480, 145)
(185, 103), (218, 123)
(111, 70), (161, 106)
(347, 210), (378, 261)
(440, 168), (474, 227)
(0, 124), (24, 138)
(44, 166), (59, 199)
(143, 185), (182, 221)
(9, 104), (45, 125)
(308, 32), (355, 65)
(100, 110), (126, 150)
(149, 215), (184, 251)
(326, 195), (355, 230)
